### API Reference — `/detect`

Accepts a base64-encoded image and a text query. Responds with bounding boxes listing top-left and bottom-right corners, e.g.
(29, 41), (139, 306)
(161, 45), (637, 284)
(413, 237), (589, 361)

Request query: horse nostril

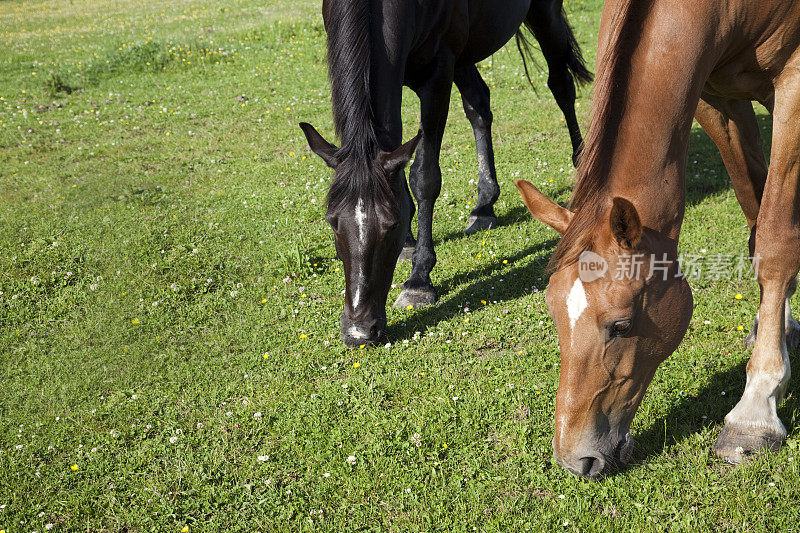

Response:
(369, 324), (381, 339)
(579, 455), (606, 478)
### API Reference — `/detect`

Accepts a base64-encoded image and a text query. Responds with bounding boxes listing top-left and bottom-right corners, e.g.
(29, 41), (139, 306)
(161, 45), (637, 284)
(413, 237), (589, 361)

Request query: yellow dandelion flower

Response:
(735, 293), (743, 300)
(481, 300), (487, 305)
(353, 362), (360, 368)
(737, 326), (744, 331)
(289, 151), (295, 156)
(407, 305), (413, 310)
(503, 259), (508, 264)
(70, 464), (78, 471)
(262, 298), (268, 303)
(182, 527), (189, 533)
(300, 333), (307, 339)
(131, 318), (140, 325)
(263, 353), (269, 359)
(442, 443), (447, 449)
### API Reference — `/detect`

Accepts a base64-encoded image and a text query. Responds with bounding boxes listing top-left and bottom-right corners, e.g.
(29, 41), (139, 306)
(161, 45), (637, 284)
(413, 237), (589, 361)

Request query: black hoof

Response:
(398, 246), (414, 262)
(712, 424), (784, 464)
(465, 215), (497, 235)
(393, 287), (436, 309)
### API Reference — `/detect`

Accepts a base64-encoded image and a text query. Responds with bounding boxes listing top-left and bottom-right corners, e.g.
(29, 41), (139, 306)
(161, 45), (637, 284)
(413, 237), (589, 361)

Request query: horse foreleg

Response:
(393, 60), (454, 309)
(455, 64), (500, 235)
(712, 81), (800, 464)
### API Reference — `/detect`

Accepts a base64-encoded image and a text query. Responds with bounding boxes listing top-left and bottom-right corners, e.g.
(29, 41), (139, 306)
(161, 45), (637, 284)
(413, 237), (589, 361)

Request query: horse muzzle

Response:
(553, 431), (634, 478)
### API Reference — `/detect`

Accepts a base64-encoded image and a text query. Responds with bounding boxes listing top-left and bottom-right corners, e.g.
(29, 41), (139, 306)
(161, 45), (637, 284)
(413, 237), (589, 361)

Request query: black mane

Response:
(325, 0), (394, 215)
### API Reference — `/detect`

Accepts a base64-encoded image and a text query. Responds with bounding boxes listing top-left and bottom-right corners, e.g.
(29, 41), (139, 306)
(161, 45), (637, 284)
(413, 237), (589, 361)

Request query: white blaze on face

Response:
(355, 198), (367, 245)
(353, 198), (367, 308)
(566, 278), (588, 332)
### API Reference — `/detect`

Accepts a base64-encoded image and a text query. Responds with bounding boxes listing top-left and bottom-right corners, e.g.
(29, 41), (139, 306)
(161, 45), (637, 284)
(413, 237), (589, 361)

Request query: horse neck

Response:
(591, 0), (717, 239)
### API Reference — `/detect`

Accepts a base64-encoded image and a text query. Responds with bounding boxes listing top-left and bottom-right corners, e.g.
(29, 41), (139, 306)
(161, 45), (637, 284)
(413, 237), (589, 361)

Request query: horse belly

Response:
(458, 0), (531, 64)
(704, 66), (774, 104)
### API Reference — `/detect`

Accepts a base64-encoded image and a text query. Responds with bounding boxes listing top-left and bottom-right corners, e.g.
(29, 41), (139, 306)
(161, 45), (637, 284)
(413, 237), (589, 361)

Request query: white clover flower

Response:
(346, 455), (356, 465)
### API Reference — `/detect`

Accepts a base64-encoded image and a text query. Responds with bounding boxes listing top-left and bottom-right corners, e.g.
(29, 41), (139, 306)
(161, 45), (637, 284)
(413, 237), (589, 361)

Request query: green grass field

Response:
(1, 0), (799, 530)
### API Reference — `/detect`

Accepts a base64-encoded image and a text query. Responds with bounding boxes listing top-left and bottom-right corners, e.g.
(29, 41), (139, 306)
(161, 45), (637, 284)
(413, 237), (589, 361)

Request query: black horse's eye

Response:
(610, 319), (632, 337)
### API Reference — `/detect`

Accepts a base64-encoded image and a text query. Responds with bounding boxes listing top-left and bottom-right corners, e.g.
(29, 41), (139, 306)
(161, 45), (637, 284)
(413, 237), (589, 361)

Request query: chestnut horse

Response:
(300, 0), (590, 346)
(516, 0), (800, 477)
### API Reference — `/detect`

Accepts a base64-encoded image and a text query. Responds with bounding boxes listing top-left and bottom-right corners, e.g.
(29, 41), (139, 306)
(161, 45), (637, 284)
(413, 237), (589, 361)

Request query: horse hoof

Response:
(393, 287), (436, 309)
(712, 424), (784, 464)
(465, 215), (497, 235)
(398, 246), (414, 262)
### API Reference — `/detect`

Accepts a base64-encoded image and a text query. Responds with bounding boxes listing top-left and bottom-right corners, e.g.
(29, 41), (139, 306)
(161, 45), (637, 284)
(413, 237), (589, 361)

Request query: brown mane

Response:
(548, 0), (653, 271)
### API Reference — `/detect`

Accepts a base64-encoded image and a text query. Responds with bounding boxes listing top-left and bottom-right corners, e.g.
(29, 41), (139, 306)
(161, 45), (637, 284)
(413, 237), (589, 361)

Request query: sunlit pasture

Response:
(0, 0), (798, 530)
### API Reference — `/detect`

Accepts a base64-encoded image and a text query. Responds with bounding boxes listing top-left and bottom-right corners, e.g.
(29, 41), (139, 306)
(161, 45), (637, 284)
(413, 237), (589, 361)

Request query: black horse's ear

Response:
(379, 131), (422, 177)
(299, 122), (339, 168)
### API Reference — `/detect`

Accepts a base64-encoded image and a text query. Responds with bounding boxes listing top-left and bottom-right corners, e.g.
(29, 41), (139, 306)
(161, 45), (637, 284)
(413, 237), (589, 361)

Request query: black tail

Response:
(516, 4), (593, 89)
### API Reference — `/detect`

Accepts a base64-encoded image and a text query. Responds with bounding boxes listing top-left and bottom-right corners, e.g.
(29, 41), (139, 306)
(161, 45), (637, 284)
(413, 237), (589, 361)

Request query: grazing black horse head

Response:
(300, 123), (420, 346)
(300, 0), (589, 346)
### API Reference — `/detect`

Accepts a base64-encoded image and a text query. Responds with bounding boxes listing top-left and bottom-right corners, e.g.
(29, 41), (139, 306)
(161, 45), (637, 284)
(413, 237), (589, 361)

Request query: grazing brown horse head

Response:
(519, 0), (800, 477)
(516, 180), (693, 476)
(300, 123), (420, 346)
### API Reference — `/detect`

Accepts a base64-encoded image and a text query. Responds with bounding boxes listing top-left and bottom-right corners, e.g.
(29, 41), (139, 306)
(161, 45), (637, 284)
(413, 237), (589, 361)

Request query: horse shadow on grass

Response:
(431, 186), (572, 248)
(385, 236), (558, 342)
(631, 341), (799, 468)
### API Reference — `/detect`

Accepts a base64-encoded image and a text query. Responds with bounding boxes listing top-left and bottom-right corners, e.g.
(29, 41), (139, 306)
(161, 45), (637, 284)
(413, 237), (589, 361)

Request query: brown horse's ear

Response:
(299, 122), (340, 168)
(379, 131), (421, 177)
(514, 179), (574, 235)
(609, 197), (642, 248)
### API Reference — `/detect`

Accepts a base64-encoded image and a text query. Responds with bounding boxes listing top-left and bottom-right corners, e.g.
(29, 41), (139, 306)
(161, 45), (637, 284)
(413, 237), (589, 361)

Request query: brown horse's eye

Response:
(610, 319), (632, 337)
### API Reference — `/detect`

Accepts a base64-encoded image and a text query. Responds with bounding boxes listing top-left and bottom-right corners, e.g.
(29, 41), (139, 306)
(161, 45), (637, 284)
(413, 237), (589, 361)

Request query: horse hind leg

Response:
(526, 0), (591, 166)
(455, 65), (500, 235)
(711, 80), (800, 464)
(694, 96), (800, 351)
(398, 175), (416, 261)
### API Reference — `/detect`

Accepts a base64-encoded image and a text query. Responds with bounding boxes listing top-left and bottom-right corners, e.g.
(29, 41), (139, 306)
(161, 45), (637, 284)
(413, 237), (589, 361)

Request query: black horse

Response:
(300, 0), (591, 346)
